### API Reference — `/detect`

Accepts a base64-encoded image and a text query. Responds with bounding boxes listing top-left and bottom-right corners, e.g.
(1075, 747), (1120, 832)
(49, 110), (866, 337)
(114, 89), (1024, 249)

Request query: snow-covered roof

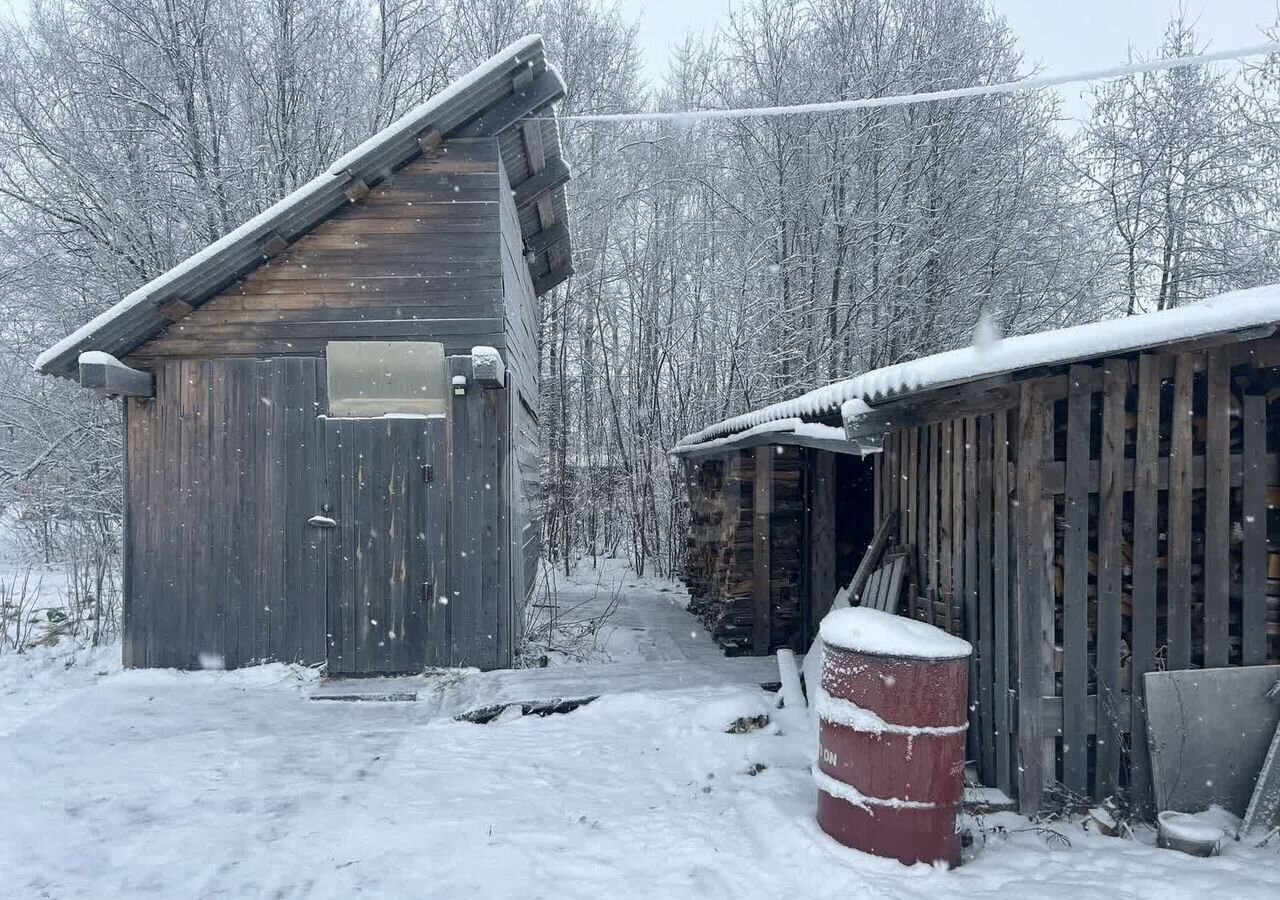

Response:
(675, 284), (1280, 450)
(36, 36), (570, 380)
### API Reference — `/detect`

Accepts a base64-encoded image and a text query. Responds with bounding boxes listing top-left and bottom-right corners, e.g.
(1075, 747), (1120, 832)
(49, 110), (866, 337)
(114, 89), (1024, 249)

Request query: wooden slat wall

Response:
(123, 358), (327, 669)
(1035, 345), (1279, 811)
(127, 139), (505, 364)
(871, 403), (1020, 797)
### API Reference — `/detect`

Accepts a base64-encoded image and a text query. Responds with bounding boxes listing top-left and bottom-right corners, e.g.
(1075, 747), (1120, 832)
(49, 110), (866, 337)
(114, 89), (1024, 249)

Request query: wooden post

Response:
(964, 416), (979, 763)
(928, 422), (941, 621)
(811, 451), (836, 632)
(1167, 353), (1196, 671)
(1242, 395), (1268, 666)
(1095, 360), (1126, 798)
(753, 447), (773, 655)
(992, 409), (1012, 796)
(1062, 365), (1091, 793)
(940, 420), (953, 618)
(1130, 354), (1162, 812)
(1015, 382), (1053, 813)
(977, 413), (995, 782)
(1203, 351), (1230, 667)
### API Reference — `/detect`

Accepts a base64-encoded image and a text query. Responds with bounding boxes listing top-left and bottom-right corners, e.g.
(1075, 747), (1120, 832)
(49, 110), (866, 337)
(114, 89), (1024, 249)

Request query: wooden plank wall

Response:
(126, 138), (506, 365)
(499, 165), (543, 627)
(123, 358), (327, 669)
(447, 356), (510, 669)
(1033, 345), (1280, 811)
(866, 339), (1280, 812)
(872, 406), (1018, 797)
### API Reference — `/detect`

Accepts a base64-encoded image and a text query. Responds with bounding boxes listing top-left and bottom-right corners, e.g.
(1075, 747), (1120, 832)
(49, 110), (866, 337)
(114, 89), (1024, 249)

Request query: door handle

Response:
(308, 514), (337, 528)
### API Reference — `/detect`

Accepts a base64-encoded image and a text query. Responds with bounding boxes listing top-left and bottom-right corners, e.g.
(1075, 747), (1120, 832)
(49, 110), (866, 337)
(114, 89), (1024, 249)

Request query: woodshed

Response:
(673, 287), (1280, 813)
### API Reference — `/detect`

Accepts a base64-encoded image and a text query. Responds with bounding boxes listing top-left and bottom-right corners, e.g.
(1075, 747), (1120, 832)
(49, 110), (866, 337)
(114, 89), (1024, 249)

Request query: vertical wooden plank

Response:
(907, 429), (918, 563)
(352, 420), (375, 671)
(916, 426), (929, 619)
(1095, 360), (1126, 798)
(873, 447), (882, 527)
(1203, 351), (1230, 667)
(321, 418), (342, 671)
(400, 423), (425, 672)
(120, 401), (134, 667)
(481, 385), (505, 668)
(1242, 394), (1268, 666)
(963, 416), (979, 760)
(264, 362), (288, 663)
(423, 416), (450, 667)
(340, 417), (360, 671)
(951, 420), (966, 637)
(928, 422), (940, 621)
(237, 359), (260, 668)
(200, 360), (226, 667)
(940, 420), (953, 610)
(447, 357), (471, 665)
(1130, 355), (1161, 811)
(897, 431), (908, 546)
(180, 358), (202, 668)
(154, 364), (177, 667)
(1167, 352), (1196, 671)
(303, 359), (327, 664)
(753, 447), (773, 655)
(812, 451), (836, 627)
(1062, 364), (1091, 794)
(977, 413), (995, 782)
(992, 409), (1012, 796)
(1015, 382), (1052, 813)
(216, 361), (241, 669)
(498, 384), (514, 667)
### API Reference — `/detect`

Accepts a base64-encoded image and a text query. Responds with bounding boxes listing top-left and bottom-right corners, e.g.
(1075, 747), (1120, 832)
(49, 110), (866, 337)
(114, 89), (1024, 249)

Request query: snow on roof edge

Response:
(675, 284), (1280, 449)
(34, 35), (548, 376)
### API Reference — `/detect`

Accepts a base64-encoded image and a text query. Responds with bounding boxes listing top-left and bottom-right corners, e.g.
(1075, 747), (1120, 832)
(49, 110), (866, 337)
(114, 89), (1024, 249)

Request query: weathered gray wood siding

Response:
(444, 356), (512, 668)
(868, 337), (1280, 814)
(122, 358), (327, 669)
(120, 135), (524, 672)
(126, 138), (506, 365)
(499, 165), (543, 637)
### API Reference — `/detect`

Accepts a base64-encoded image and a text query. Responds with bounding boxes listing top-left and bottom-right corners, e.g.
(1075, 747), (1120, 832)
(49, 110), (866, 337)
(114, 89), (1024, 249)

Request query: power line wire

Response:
(539, 40), (1280, 123)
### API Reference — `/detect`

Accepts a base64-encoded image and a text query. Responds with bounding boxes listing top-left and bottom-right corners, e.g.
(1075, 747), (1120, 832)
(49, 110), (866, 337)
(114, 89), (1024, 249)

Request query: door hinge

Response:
(421, 464), (434, 483)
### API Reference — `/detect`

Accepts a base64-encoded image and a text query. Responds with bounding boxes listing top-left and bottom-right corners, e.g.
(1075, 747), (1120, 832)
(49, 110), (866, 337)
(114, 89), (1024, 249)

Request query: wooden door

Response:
(321, 416), (447, 675)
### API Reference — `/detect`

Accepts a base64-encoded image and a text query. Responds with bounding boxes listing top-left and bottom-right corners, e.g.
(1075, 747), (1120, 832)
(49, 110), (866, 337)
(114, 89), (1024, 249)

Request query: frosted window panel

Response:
(326, 341), (448, 416)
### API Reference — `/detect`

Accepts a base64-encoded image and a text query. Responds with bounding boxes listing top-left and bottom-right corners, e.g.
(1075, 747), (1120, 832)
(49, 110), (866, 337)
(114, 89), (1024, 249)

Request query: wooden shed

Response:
(35, 37), (571, 675)
(673, 287), (1280, 813)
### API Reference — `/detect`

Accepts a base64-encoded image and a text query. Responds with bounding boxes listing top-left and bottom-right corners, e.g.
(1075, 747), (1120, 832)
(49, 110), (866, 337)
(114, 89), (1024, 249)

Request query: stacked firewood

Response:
(687, 448), (805, 655)
(681, 458), (726, 616)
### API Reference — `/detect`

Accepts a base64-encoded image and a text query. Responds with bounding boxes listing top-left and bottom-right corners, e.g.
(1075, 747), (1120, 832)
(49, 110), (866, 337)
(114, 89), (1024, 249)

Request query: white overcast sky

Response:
(619, 0), (1277, 121)
(0, 0), (1273, 122)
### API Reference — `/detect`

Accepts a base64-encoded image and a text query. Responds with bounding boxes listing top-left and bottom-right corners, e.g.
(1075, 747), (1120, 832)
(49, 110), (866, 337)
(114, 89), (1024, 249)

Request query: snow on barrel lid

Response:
(819, 607), (972, 660)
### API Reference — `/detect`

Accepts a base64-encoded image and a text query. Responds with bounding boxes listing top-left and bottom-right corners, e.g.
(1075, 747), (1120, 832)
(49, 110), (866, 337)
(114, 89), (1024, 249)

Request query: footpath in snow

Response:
(2, 563), (1279, 899)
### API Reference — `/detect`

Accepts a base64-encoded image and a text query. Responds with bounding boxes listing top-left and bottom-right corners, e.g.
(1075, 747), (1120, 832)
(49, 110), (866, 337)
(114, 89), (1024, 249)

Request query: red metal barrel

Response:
(814, 607), (972, 867)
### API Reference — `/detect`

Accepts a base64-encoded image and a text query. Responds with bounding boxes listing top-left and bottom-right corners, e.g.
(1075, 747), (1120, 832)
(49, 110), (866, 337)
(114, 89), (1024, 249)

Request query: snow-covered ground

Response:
(2, 562), (1279, 898)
